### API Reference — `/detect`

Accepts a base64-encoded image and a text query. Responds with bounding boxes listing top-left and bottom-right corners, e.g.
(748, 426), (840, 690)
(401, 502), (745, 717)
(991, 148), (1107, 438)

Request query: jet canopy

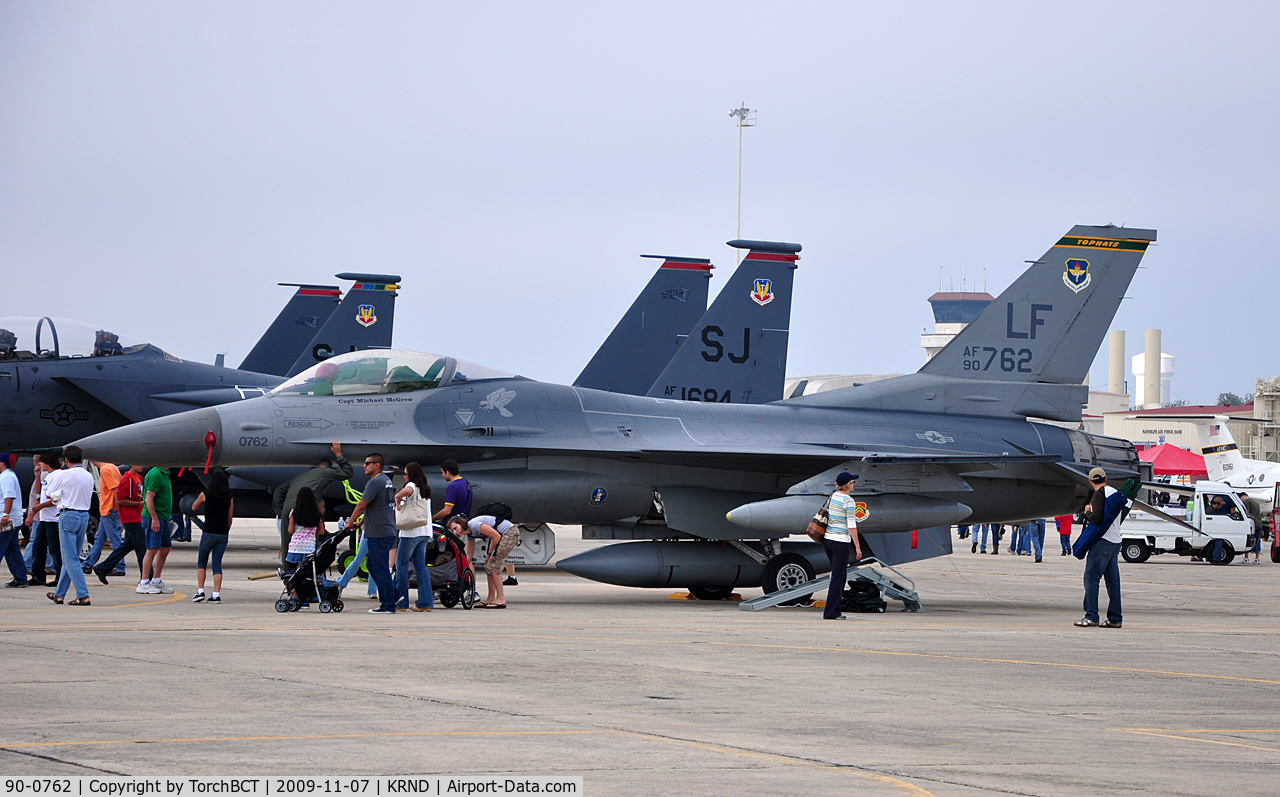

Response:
(0, 316), (145, 360)
(271, 349), (519, 397)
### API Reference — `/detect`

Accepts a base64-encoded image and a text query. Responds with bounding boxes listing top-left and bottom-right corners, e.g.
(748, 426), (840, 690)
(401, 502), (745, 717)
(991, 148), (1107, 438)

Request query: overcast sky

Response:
(2, 2), (1275, 405)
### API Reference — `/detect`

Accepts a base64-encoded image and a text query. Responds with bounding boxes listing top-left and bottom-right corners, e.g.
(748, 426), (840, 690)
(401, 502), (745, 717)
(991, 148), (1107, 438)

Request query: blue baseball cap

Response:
(835, 471), (859, 486)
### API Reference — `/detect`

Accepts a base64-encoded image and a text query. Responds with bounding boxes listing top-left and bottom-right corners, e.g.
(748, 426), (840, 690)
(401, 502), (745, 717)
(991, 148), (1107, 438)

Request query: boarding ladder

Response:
(740, 557), (923, 613)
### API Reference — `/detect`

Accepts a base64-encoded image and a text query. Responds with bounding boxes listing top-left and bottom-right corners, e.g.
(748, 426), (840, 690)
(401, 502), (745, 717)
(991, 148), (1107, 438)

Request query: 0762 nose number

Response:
(238, 436), (270, 447)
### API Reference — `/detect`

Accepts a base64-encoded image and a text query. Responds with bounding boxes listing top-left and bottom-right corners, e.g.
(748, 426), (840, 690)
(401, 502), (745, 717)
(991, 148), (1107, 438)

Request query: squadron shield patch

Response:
(750, 278), (774, 306)
(356, 304), (377, 327)
(854, 502), (869, 522)
(590, 488), (607, 505)
(1063, 259), (1091, 294)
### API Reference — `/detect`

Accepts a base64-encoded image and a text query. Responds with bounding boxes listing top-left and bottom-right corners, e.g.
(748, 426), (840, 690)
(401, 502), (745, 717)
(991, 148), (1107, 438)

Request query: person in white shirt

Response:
(393, 462), (435, 612)
(0, 454), (27, 587)
(822, 471), (864, 621)
(24, 454), (63, 587)
(45, 446), (96, 605)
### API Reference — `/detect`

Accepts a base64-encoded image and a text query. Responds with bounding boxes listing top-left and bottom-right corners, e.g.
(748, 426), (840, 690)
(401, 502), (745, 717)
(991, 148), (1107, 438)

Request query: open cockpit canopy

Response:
(270, 349), (519, 397)
(0, 316), (146, 360)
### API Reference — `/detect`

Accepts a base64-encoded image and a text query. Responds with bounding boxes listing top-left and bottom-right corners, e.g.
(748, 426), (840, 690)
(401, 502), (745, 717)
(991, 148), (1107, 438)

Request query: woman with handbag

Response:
(393, 462), (434, 612)
(822, 471), (863, 621)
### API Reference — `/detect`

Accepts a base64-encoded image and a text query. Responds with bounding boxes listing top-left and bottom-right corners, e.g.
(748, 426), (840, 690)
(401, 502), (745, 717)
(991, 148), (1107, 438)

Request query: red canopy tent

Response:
(1139, 443), (1208, 478)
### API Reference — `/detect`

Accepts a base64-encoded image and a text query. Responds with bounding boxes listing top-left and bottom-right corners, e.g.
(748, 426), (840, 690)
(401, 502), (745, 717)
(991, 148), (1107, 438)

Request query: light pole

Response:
(729, 103), (755, 263)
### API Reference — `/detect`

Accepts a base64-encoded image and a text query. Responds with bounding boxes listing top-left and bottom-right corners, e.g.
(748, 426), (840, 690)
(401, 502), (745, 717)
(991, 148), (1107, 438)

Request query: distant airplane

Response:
(0, 273), (400, 454)
(77, 226), (1159, 602)
(1135, 414), (1280, 511)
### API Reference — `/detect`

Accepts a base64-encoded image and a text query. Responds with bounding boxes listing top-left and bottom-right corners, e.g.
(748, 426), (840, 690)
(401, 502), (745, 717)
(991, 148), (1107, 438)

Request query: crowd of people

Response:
(0, 446), (523, 614)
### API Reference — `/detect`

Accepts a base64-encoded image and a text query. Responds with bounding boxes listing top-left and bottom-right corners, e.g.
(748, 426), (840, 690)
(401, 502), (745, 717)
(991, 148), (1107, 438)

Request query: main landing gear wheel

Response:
(688, 586), (735, 601)
(337, 551), (358, 577)
(1122, 540), (1151, 564)
(274, 599), (290, 613)
(761, 552), (816, 606)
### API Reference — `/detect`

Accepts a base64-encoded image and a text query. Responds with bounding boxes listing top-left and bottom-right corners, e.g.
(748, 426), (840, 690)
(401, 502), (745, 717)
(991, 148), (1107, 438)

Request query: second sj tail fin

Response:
(238, 284), (341, 376)
(285, 273), (400, 377)
(646, 239), (799, 404)
(574, 255), (713, 395)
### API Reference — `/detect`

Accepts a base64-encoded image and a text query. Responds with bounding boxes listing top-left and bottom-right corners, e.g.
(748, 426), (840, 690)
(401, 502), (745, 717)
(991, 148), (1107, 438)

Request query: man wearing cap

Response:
(822, 471), (863, 621)
(1075, 467), (1127, 628)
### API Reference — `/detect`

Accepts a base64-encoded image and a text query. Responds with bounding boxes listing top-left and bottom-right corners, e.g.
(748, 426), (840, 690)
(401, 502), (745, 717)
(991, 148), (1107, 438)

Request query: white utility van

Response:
(1121, 481), (1255, 565)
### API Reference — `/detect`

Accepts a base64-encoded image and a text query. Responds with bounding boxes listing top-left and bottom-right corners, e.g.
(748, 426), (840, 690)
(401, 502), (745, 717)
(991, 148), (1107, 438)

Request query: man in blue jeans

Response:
(1076, 468), (1126, 628)
(348, 453), (398, 614)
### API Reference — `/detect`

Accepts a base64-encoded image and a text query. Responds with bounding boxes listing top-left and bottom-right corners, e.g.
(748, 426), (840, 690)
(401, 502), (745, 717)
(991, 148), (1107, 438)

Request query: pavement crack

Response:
(0, 747), (127, 775)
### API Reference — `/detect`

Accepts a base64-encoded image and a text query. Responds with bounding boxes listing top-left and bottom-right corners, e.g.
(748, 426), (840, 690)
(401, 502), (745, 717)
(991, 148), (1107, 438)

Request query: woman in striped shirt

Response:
(822, 471), (863, 621)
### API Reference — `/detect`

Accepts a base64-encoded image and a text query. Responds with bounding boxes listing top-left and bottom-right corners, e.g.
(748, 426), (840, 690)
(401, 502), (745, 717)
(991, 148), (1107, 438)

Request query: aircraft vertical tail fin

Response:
(1194, 415), (1253, 481)
(285, 273), (400, 377)
(574, 256), (713, 395)
(920, 225), (1155, 384)
(646, 239), (799, 404)
(237, 284), (341, 376)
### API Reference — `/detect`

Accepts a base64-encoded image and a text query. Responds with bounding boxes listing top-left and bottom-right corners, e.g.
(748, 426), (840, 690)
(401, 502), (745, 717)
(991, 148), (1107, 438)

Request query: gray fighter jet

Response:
(74, 227), (1154, 599)
(0, 273), (399, 453)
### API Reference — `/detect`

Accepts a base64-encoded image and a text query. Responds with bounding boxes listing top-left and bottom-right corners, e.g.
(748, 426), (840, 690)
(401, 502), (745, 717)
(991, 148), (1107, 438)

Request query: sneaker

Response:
(207, 595), (221, 603)
(368, 607), (396, 614)
(1074, 618), (1100, 627)
(5, 579), (27, 588)
(503, 577), (518, 586)
(82, 565), (94, 574)
(153, 580), (174, 594)
(191, 592), (206, 603)
(1100, 619), (1122, 628)
(137, 582), (161, 594)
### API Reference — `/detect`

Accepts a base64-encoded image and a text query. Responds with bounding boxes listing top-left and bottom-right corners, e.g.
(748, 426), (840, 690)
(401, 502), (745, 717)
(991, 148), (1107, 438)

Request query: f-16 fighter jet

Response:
(74, 228), (1154, 600)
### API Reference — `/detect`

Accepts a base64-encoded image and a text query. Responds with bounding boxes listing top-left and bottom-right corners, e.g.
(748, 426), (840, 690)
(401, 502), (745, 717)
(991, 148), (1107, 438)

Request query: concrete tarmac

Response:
(2, 522), (1278, 796)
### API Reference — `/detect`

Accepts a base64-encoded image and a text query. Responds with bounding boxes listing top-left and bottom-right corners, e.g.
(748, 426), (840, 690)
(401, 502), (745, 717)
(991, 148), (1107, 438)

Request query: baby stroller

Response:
(275, 526), (352, 614)
(409, 524), (476, 609)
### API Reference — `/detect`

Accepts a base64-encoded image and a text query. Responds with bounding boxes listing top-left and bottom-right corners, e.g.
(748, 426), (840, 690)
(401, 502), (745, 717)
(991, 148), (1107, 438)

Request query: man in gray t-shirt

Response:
(349, 454), (398, 613)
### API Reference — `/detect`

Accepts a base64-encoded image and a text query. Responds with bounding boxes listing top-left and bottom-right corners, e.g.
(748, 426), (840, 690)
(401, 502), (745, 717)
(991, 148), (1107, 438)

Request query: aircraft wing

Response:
(1142, 481), (1195, 496)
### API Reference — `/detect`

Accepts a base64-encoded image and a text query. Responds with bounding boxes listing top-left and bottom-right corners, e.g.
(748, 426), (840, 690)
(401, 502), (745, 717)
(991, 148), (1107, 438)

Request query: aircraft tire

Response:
(688, 586), (735, 601)
(1122, 540), (1151, 564)
(761, 552), (816, 606)
(337, 551), (358, 576)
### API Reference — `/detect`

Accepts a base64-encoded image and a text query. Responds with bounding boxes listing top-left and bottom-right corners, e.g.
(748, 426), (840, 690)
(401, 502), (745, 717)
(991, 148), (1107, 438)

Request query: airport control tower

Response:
(920, 291), (994, 361)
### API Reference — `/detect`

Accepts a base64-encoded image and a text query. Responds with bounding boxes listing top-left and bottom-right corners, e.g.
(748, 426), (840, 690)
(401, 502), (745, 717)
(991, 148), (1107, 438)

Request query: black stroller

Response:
(275, 526), (353, 613)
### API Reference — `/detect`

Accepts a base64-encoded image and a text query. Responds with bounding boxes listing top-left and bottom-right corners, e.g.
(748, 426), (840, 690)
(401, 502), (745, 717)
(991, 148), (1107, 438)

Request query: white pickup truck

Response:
(1121, 480), (1256, 565)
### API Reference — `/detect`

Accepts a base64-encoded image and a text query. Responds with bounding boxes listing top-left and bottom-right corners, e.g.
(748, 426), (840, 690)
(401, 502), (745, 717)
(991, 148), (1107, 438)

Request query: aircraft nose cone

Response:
(74, 407), (224, 468)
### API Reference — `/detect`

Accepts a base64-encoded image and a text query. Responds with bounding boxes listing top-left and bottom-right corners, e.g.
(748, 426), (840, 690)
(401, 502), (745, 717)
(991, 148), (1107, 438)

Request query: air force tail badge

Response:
(1063, 259), (1091, 294)
(750, 278), (774, 306)
(356, 304), (377, 327)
